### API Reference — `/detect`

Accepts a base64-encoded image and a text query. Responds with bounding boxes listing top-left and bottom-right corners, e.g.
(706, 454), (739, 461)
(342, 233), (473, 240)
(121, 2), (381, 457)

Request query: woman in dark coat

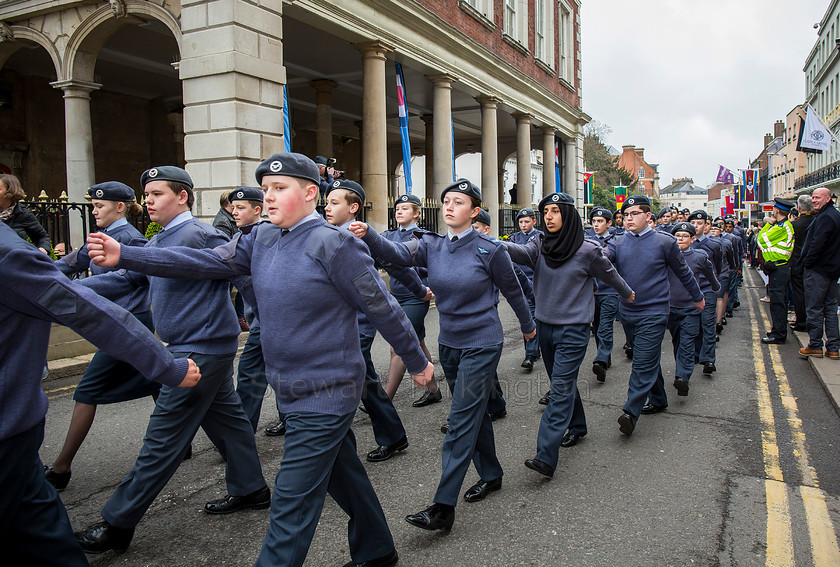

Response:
(0, 174), (51, 253)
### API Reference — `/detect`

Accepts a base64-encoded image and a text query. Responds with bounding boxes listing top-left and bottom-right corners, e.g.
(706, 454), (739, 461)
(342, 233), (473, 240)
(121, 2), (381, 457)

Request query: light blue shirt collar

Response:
(163, 211), (193, 231)
(400, 223), (418, 231)
(288, 211), (322, 232)
(630, 226), (653, 237)
(447, 226), (475, 241)
(104, 218), (128, 232)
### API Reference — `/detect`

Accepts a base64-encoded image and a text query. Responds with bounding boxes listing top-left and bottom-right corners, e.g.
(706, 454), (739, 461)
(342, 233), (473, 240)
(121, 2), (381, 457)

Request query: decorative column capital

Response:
(309, 79), (338, 93)
(426, 74), (458, 88)
(50, 79), (102, 97)
(355, 40), (395, 60)
(541, 125), (558, 135)
(512, 112), (533, 123)
(475, 95), (501, 108)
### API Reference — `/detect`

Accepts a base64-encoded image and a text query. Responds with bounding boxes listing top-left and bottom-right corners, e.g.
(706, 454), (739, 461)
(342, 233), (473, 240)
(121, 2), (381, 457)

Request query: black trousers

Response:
(768, 264), (791, 340)
(790, 265), (807, 327)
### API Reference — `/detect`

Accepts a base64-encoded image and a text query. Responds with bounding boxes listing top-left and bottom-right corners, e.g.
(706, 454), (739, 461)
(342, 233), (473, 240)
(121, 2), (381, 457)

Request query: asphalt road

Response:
(40, 269), (840, 566)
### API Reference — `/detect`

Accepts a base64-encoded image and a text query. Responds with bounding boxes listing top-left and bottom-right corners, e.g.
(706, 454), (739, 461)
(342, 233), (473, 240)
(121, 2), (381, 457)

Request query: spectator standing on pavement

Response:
(314, 155), (336, 197)
(0, 173), (51, 254)
(797, 187), (840, 360)
(0, 220), (199, 567)
(758, 198), (796, 345)
(789, 195), (816, 332)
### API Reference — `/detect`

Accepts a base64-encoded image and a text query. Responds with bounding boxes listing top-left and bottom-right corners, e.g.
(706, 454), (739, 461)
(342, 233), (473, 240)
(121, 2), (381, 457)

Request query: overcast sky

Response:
(580, 0), (830, 188)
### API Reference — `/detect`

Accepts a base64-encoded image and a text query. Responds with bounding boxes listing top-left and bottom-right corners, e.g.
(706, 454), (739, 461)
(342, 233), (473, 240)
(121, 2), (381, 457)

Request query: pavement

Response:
(792, 329), (840, 417)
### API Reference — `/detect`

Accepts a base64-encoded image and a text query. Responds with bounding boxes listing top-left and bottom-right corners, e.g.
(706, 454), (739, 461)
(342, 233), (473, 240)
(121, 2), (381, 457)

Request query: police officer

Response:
(758, 198), (796, 344)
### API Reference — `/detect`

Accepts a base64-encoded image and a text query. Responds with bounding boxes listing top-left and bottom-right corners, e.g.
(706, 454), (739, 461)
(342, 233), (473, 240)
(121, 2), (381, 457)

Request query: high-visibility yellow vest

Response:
(757, 220), (794, 263)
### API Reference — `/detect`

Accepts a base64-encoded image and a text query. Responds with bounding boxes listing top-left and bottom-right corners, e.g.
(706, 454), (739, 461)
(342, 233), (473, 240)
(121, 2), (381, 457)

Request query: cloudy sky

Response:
(580, 0), (830, 188)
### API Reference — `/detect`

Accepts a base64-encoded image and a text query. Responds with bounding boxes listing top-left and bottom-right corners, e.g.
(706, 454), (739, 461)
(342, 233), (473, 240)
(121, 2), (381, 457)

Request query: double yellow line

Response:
(749, 275), (840, 566)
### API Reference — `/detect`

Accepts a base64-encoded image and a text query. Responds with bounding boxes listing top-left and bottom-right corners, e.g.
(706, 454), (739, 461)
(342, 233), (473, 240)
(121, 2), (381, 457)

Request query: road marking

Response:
(750, 277), (840, 566)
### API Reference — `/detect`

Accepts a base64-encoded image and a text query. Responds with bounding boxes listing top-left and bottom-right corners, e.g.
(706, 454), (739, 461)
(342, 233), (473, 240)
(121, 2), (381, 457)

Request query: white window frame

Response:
(504, 0), (528, 46)
(535, 0), (554, 67)
(558, 1), (574, 82)
(462, 0), (493, 21)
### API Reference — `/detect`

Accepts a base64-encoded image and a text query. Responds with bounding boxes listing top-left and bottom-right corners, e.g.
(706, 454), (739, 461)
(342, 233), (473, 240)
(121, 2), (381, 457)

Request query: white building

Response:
(659, 178), (707, 212)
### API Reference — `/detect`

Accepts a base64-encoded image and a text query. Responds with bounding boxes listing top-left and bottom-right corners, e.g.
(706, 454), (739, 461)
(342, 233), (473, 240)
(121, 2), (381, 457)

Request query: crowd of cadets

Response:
(2, 152), (754, 567)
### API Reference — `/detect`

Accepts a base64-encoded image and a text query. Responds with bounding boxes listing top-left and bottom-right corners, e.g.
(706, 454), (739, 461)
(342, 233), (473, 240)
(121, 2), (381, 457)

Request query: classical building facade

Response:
(0, 0), (589, 238)
(769, 108), (807, 199)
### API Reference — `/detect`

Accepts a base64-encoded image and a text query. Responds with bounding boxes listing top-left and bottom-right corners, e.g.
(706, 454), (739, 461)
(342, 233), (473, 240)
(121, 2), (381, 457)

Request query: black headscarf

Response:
(538, 195), (584, 268)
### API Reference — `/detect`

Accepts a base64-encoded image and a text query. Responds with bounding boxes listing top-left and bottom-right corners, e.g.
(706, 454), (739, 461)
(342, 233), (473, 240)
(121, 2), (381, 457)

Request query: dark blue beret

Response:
(657, 209), (670, 219)
(671, 222), (696, 236)
(88, 182), (136, 202)
(441, 178), (481, 202)
(687, 210), (709, 221)
(516, 207), (536, 220)
(538, 192), (574, 212)
(255, 153), (321, 186)
(474, 209), (491, 226)
(681, 208), (690, 214)
(395, 194), (422, 208)
(229, 186), (264, 202)
(314, 155), (328, 166)
(620, 194), (651, 212)
(326, 179), (366, 203)
(141, 166), (193, 189)
(590, 207), (613, 221)
(773, 197), (795, 212)
(724, 218), (735, 225)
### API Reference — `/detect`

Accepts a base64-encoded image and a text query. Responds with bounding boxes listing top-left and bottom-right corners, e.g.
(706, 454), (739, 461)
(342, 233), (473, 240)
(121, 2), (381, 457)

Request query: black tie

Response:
(280, 229), (290, 237)
(400, 228), (406, 232)
(452, 236), (458, 242)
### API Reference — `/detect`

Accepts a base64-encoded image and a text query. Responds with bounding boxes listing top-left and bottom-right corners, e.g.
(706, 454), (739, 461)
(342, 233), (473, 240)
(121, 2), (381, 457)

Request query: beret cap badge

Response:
(269, 161), (282, 172)
(552, 194), (559, 202)
(333, 180), (341, 187)
(95, 189), (104, 198)
(148, 168), (158, 178)
(236, 191), (244, 199)
(458, 182), (468, 190)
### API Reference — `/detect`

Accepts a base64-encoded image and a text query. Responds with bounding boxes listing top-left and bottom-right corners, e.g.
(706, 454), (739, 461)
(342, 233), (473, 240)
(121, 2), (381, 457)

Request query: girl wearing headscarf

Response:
(504, 192), (634, 479)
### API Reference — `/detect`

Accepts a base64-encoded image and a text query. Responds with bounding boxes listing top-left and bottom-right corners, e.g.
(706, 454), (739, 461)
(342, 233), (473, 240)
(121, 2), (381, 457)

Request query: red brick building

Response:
(617, 145), (660, 197)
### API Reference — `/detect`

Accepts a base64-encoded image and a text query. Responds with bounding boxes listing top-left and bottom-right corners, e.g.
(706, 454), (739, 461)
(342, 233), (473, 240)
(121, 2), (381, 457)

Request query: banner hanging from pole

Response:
(614, 186), (627, 208)
(555, 136), (562, 193)
(583, 172), (593, 205)
(394, 63), (413, 194)
(742, 169), (758, 204)
(282, 85), (292, 152)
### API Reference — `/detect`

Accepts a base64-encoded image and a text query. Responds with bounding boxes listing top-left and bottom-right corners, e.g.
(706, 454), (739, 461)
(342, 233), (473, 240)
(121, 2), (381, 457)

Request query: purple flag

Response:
(716, 165), (734, 185)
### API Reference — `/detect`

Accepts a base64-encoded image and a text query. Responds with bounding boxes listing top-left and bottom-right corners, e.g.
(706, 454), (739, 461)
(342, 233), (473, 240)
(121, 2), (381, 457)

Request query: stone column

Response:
(428, 75), (457, 203)
(421, 114), (434, 201)
(310, 79), (337, 158)
(477, 96), (500, 237)
(513, 113), (532, 207)
(565, 137), (578, 205)
(51, 79), (100, 247)
(356, 40), (393, 232)
(179, 0), (286, 219)
(542, 126), (556, 198)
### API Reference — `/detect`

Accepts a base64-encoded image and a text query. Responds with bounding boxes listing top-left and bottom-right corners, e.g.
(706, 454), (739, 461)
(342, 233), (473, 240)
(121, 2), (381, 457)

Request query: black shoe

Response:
(405, 503), (455, 532)
(790, 323), (807, 332)
(733, 301), (741, 309)
(358, 403), (368, 414)
(204, 486), (271, 514)
(726, 311), (733, 318)
(183, 444), (193, 460)
(265, 421), (286, 436)
(413, 389), (442, 407)
(463, 477), (502, 502)
(75, 521), (134, 554)
(521, 356), (535, 371)
(592, 361), (607, 383)
(44, 466), (71, 490)
(673, 378), (689, 397)
(524, 458), (555, 478)
(440, 420), (450, 434)
(641, 403), (667, 414)
(366, 436), (409, 462)
(722, 317), (727, 325)
(342, 548), (399, 567)
(716, 323), (724, 335)
(618, 413), (637, 436)
(702, 363), (716, 375)
(538, 391), (550, 406)
(488, 409), (507, 422)
(560, 431), (586, 448)
(761, 336), (786, 345)
(625, 346), (634, 360)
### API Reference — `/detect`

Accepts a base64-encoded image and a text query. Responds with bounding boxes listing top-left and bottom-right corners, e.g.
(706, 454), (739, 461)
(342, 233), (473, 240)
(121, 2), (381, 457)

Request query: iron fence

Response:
(794, 161), (840, 192)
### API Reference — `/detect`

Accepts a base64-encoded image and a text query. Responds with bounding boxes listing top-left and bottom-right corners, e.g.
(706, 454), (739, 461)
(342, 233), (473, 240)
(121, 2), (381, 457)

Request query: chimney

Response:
(764, 133), (772, 148)
(774, 120), (784, 139)
(635, 147), (645, 158)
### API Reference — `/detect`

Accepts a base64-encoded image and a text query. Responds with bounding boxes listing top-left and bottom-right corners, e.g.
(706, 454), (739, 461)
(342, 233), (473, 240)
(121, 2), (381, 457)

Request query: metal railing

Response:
(794, 160), (840, 191)
(385, 197), (441, 233)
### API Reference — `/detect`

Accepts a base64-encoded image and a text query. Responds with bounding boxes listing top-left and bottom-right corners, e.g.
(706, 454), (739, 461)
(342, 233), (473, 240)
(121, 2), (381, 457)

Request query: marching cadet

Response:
(75, 167), (269, 555)
(226, 186), (286, 437)
(612, 210), (626, 235)
(609, 195), (704, 435)
(590, 207), (620, 382)
(45, 182), (160, 491)
(710, 220), (736, 334)
(324, 178), (430, 463)
(504, 193), (633, 477)
(381, 193), (442, 407)
(723, 217), (743, 315)
(349, 179), (535, 532)
(509, 207), (543, 371)
(650, 222), (718, 403)
(757, 197), (796, 345)
(87, 153), (433, 567)
(688, 210), (723, 375)
(0, 220), (199, 567)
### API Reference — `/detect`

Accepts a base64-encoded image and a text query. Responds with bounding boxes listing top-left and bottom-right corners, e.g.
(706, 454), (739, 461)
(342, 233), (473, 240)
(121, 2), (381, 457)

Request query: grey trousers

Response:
(804, 269), (840, 351)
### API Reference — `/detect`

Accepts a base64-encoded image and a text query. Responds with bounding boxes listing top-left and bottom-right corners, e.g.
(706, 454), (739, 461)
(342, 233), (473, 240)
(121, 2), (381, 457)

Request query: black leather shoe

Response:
(618, 413), (637, 436)
(673, 378), (689, 397)
(440, 420), (450, 434)
(733, 301), (741, 309)
(342, 548), (399, 567)
(592, 361), (607, 383)
(722, 317), (727, 325)
(488, 409), (507, 422)
(204, 486), (270, 514)
(624, 346), (633, 359)
(358, 403), (369, 414)
(405, 503), (455, 532)
(790, 323), (807, 332)
(641, 403), (667, 415)
(716, 323), (724, 335)
(521, 356), (535, 371)
(413, 389), (442, 407)
(702, 363), (716, 375)
(538, 391), (550, 406)
(366, 436), (409, 462)
(44, 465), (71, 490)
(761, 336), (786, 345)
(560, 431), (586, 447)
(463, 477), (502, 502)
(183, 444), (193, 460)
(265, 421), (286, 437)
(524, 458), (555, 478)
(75, 521), (134, 554)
